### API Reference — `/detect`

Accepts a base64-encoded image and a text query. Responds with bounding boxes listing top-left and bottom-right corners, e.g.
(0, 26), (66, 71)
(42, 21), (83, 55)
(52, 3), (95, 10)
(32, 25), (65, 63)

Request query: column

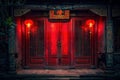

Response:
(105, 0), (113, 69)
(8, 6), (16, 74)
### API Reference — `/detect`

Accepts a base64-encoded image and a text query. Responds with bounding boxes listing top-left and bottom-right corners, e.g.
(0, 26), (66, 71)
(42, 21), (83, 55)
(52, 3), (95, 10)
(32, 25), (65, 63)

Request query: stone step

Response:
(0, 74), (115, 80)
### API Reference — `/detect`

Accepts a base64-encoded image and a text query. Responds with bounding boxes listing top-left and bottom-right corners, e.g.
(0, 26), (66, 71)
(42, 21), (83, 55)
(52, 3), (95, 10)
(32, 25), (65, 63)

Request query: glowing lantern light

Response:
(86, 19), (95, 28)
(24, 19), (33, 28)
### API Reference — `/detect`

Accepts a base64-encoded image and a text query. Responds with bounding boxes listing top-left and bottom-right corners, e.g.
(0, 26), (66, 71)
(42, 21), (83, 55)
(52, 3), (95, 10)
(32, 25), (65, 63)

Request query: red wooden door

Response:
(23, 18), (96, 68)
(24, 18), (45, 68)
(45, 20), (73, 67)
(73, 18), (97, 68)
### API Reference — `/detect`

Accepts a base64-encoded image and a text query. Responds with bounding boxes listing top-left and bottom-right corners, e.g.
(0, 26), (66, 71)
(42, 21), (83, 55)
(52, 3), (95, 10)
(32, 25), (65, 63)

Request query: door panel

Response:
(45, 20), (72, 66)
(24, 19), (45, 67)
(74, 19), (91, 66)
(60, 23), (71, 65)
(46, 22), (59, 66)
(74, 18), (95, 68)
(74, 19), (90, 56)
(61, 23), (69, 55)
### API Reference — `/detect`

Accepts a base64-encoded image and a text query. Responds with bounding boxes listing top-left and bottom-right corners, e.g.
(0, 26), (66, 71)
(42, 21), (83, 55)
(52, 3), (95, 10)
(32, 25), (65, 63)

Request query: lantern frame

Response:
(24, 19), (33, 28)
(86, 19), (95, 28)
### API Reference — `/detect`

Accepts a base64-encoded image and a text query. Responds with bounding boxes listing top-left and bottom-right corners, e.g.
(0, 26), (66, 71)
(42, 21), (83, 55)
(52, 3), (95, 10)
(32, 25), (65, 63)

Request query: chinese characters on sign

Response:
(49, 10), (70, 19)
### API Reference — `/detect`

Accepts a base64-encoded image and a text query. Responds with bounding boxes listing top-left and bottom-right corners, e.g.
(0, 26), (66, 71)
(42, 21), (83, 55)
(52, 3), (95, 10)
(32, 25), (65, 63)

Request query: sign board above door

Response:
(49, 10), (70, 19)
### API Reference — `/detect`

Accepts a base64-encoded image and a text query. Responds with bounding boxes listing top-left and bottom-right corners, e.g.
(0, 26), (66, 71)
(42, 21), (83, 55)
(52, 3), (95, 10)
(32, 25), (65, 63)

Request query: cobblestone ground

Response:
(17, 69), (104, 76)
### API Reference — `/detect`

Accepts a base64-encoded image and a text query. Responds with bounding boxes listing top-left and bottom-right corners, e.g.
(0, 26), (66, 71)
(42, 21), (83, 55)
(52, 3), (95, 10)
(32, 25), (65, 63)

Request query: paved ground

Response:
(17, 69), (104, 76)
(1, 69), (119, 80)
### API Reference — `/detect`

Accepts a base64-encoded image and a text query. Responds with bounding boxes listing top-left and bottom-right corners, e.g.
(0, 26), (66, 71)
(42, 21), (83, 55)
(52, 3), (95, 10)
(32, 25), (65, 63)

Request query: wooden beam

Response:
(21, 4), (106, 10)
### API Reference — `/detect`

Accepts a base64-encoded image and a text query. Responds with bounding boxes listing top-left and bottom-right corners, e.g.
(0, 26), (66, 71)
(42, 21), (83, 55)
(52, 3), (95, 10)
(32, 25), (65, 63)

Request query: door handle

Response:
(57, 41), (61, 48)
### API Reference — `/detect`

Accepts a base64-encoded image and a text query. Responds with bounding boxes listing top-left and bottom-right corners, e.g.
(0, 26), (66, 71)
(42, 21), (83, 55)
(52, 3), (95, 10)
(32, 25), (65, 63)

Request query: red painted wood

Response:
(45, 19), (72, 66)
(16, 16), (102, 68)
(30, 58), (44, 64)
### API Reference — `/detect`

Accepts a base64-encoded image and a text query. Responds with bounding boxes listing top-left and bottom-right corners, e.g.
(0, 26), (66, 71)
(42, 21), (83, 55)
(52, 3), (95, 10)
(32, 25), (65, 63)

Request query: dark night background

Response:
(0, 0), (120, 80)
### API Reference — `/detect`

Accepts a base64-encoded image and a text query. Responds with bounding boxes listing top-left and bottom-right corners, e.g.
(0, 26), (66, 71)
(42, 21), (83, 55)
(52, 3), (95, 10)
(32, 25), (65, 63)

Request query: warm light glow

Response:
(61, 23), (68, 55)
(50, 23), (59, 55)
(24, 19), (33, 28)
(46, 22), (69, 55)
(86, 19), (95, 28)
(26, 23), (31, 28)
(89, 23), (93, 28)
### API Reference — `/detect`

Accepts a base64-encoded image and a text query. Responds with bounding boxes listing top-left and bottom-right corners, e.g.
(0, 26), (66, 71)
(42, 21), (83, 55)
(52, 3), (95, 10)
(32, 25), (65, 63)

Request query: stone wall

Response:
(114, 53), (120, 70)
(0, 36), (8, 73)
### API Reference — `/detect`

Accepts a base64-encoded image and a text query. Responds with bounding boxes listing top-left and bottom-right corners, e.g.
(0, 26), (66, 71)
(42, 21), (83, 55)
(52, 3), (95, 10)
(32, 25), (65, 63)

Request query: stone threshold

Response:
(17, 69), (104, 76)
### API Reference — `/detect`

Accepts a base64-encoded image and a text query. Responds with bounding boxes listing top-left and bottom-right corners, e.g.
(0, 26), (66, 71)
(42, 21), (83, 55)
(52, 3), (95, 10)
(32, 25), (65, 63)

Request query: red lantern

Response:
(86, 19), (95, 28)
(24, 19), (33, 28)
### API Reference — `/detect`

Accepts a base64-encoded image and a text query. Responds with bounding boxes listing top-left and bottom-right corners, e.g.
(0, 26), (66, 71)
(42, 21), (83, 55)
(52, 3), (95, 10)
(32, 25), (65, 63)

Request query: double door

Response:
(45, 20), (73, 67)
(23, 18), (95, 68)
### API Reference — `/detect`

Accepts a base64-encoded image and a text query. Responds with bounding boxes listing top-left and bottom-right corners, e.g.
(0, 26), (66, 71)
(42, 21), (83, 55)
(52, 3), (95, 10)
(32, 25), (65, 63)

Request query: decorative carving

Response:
(14, 8), (31, 16)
